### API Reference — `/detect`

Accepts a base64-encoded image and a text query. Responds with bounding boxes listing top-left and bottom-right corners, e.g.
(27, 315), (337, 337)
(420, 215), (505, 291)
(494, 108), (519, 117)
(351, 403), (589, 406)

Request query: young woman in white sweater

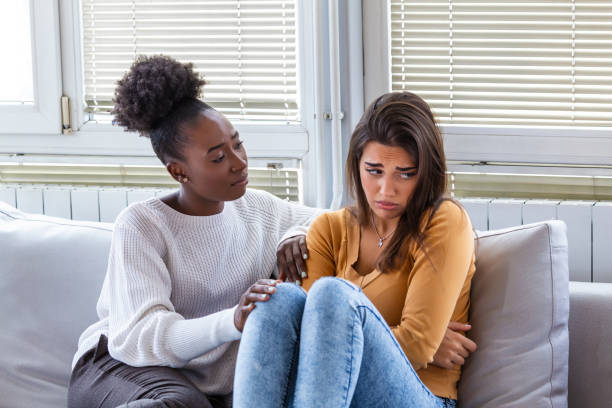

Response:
(67, 55), (320, 408)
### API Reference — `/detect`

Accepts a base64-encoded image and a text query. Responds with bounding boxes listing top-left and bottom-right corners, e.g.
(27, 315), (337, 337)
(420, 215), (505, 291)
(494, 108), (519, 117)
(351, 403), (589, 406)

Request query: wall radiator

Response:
(1, 185), (610, 283)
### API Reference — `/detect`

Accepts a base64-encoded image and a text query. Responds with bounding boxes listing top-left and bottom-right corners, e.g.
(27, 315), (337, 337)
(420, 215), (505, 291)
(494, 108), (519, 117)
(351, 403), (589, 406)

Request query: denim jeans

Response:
(234, 278), (457, 408)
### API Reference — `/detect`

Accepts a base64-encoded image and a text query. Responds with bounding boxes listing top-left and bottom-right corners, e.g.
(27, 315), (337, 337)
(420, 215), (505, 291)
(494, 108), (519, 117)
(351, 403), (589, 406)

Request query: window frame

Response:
(362, 0), (612, 168)
(0, 0), (62, 135)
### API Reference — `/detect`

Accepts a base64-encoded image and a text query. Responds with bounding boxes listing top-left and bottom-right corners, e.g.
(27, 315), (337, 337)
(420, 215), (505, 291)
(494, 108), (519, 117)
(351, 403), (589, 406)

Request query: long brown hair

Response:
(346, 91), (449, 272)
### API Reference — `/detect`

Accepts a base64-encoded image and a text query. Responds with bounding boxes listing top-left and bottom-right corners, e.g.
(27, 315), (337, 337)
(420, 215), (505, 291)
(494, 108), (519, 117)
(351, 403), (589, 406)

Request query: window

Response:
(363, 0), (612, 167)
(0, 0), (62, 134)
(0, 1), (33, 104)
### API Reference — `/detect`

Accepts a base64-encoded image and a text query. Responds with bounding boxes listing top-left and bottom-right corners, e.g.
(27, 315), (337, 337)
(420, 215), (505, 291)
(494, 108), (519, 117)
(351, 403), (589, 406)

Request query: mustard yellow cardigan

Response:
(302, 201), (476, 399)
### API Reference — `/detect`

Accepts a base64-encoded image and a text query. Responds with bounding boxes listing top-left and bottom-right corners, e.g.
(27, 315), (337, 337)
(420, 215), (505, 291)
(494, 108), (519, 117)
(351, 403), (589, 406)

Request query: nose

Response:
(229, 149), (247, 173)
(378, 175), (396, 197)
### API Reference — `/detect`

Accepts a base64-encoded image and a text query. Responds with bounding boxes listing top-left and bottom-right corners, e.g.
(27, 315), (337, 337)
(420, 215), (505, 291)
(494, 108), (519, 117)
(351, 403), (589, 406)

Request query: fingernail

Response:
(301, 271), (307, 279)
(303, 253), (308, 260)
(259, 294), (267, 299)
(267, 287), (275, 293)
(296, 280), (301, 286)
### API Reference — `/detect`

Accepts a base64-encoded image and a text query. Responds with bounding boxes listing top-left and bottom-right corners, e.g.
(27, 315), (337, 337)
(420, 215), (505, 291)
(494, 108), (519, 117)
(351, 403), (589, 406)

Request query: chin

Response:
(227, 185), (248, 201)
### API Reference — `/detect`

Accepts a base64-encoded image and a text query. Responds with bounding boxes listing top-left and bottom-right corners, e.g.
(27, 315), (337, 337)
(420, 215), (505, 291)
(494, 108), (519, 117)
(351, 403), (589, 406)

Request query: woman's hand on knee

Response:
(432, 322), (477, 369)
(234, 279), (279, 332)
(276, 235), (309, 285)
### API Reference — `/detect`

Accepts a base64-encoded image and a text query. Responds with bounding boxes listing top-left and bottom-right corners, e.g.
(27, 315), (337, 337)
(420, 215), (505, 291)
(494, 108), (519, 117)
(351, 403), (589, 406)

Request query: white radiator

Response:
(460, 198), (612, 284)
(0, 185), (175, 223)
(1, 185), (610, 283)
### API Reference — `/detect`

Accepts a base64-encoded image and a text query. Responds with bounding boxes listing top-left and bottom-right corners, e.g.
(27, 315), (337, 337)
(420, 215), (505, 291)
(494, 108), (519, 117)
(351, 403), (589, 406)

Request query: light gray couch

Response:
(0, 202), (611, 407)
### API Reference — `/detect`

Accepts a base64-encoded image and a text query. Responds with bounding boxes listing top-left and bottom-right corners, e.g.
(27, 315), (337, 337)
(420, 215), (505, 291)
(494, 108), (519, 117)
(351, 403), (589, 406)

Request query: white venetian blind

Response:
(82, 0), (298, 123)
(390, 0), (612, 127)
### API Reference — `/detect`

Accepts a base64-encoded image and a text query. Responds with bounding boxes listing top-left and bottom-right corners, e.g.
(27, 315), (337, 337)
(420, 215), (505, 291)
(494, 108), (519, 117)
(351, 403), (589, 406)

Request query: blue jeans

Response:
(233, 278), (457, 408)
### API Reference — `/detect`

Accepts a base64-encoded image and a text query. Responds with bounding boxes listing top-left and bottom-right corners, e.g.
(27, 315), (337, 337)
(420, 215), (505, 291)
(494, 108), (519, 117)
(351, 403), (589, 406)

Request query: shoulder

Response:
(113, 198), (168, 237)
(115, 199), (156, 226)
(308, 208), (349, 244)
(433, 199), (469, 224)
(310, 208), (346, 230)
(422, 199), (473, 241)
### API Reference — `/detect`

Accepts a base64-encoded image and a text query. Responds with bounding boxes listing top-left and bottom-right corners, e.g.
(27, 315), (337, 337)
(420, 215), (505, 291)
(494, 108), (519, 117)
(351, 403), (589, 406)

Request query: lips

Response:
(232, 174), (249, 186)
(375, 201), (399, 211)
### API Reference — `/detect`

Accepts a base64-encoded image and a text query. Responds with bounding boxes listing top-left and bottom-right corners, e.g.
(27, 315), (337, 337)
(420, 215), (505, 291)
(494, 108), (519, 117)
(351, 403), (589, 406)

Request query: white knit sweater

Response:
(73, 188), (320, 395)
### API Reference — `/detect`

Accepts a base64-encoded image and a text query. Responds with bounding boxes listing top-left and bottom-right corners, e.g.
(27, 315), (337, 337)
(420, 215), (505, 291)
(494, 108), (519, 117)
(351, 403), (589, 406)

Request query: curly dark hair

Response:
(112, 55), (212, 163)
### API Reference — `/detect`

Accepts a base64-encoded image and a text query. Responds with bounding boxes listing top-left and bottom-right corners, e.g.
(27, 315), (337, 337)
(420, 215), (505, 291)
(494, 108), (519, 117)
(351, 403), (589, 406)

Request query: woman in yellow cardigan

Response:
(233, 92), (476, 408)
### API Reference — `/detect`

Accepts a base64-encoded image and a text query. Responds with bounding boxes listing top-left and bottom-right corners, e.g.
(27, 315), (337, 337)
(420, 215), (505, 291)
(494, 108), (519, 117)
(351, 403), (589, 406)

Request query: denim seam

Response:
(281, 288), (306, 408)
(341, 312), (358, 408)
(281, 327), (300, 408)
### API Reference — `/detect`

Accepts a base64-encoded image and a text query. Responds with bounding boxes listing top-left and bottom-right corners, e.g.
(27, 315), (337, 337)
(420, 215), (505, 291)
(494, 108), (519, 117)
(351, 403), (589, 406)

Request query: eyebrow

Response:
(364, 161), (417, 171)
(207, 131), (240, 154)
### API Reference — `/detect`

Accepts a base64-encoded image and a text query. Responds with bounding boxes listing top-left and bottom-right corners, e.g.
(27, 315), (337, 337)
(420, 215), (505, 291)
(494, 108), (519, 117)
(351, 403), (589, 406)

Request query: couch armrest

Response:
(568, 281), (612, 408)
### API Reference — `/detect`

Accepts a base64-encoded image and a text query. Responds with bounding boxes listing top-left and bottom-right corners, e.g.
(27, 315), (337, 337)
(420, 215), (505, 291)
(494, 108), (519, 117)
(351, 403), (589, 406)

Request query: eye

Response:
(212, 154), (225, 163)
(399, 172), (417, 180)
(366, 168), (382, 175)
(234, 140), (244, 150)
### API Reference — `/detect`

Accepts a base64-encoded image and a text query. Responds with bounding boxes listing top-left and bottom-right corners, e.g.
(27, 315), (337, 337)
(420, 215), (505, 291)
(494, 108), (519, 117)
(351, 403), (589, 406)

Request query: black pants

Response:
(68, 335), (229, 408)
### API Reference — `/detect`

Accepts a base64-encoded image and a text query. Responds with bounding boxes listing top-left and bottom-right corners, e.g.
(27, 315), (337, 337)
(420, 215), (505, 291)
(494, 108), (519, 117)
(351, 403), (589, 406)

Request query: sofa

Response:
(1, 201), (611, 408)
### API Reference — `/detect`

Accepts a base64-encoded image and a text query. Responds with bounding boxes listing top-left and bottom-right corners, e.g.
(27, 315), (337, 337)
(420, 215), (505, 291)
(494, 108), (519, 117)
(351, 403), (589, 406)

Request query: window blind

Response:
(449, 171), (612, 200)
(390, 1), (612, 127)
(82, 0), (298, 123)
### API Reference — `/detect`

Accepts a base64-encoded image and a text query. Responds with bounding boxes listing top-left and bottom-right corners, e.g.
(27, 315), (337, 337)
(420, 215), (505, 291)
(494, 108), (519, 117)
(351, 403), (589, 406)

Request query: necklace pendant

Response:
(378, 239), (383, 248)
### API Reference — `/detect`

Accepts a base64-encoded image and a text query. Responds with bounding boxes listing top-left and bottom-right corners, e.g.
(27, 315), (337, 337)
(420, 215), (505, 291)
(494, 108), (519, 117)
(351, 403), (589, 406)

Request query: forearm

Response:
(166, 306), (242, 363)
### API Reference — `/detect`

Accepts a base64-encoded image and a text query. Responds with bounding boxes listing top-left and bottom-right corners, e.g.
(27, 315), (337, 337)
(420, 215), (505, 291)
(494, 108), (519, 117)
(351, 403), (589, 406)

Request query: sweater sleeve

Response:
(105, 221), (240, 368)
(390, 202), (474, 371)
(301, 213), (337, 291)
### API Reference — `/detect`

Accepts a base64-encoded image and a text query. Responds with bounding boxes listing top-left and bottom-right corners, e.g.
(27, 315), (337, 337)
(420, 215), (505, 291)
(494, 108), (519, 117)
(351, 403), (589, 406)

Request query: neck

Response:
(370, 212), (400, 237)
(175, 187), (224, 216)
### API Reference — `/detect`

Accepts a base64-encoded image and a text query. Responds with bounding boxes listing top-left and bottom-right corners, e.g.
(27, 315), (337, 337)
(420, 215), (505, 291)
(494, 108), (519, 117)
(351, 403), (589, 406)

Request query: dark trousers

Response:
(68, 335), (229, 408)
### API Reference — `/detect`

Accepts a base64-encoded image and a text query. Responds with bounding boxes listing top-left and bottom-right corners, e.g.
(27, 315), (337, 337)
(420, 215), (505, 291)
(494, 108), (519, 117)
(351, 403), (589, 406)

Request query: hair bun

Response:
(112, 55), (206, 135)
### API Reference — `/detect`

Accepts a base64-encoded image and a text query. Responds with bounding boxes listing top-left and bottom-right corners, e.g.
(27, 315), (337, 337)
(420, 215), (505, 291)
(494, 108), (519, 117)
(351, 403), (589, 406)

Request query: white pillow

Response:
(0, 203), (112, 408)
(458, 221), (569, 407)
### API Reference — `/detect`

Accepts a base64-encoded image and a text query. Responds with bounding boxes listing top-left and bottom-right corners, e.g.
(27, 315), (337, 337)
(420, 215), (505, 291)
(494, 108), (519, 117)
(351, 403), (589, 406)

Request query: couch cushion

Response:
(0, 203), (112, 408)
(568, 281), (612, 407)
(458, 221), (569, 408)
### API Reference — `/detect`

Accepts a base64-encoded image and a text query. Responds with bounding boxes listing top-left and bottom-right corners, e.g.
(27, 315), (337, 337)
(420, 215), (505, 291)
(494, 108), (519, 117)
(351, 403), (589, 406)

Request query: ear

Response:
(166, 162), (187, 183)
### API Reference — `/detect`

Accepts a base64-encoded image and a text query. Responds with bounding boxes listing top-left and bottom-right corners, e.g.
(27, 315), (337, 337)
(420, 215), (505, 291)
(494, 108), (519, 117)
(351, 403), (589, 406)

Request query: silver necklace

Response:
(369, 212), (397, 248)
